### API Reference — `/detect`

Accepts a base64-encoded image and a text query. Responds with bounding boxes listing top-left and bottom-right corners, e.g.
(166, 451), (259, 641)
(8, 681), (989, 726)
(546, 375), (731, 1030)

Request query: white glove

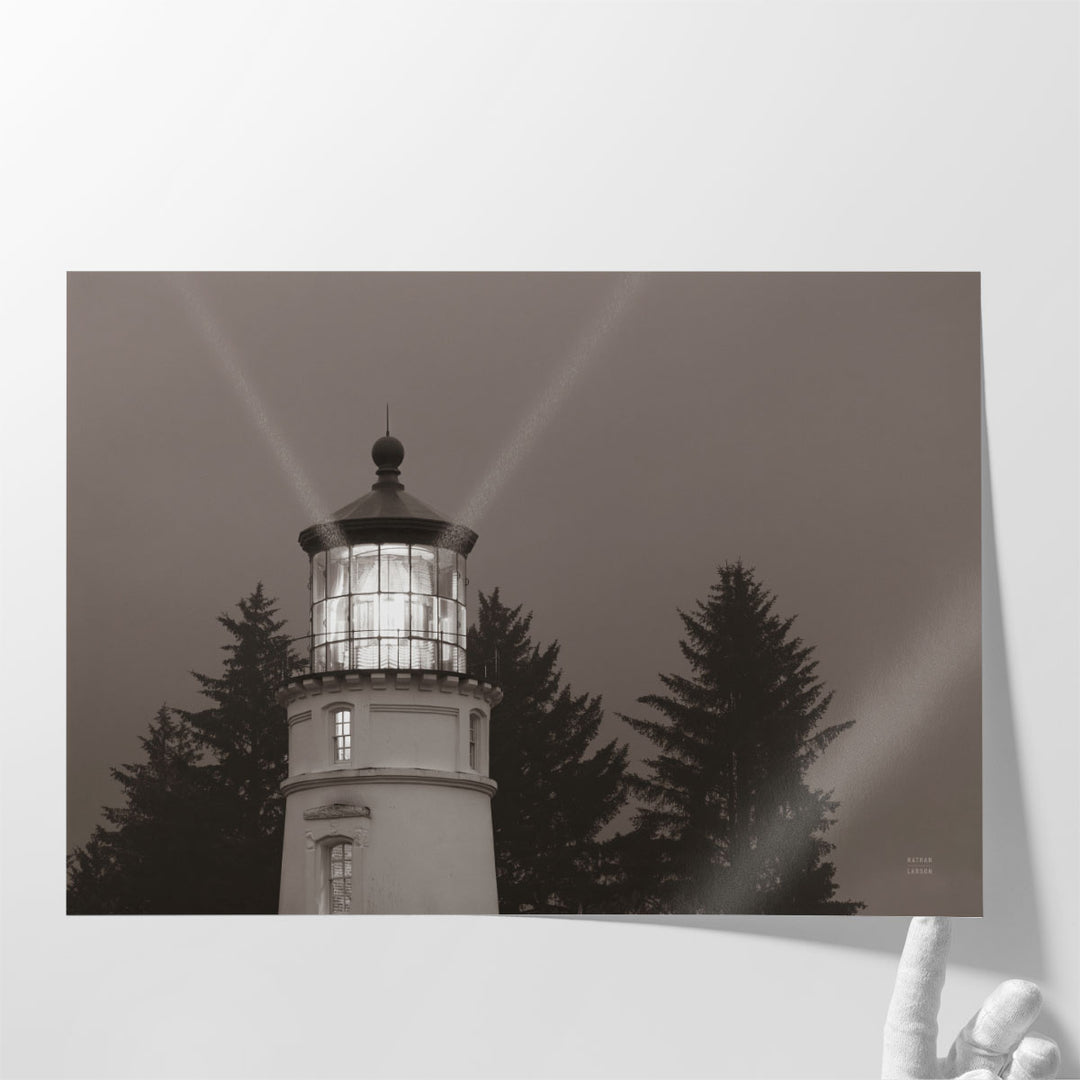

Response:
(882, 916), (1060, 1079)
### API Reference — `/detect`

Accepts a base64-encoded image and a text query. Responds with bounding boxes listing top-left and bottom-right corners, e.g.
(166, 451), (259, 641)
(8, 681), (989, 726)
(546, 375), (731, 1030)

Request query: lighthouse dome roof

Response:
(298, 434), (477, 556)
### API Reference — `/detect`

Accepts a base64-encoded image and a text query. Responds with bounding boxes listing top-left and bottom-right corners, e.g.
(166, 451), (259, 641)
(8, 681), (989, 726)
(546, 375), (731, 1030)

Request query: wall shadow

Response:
(570, 353), (1048, 983)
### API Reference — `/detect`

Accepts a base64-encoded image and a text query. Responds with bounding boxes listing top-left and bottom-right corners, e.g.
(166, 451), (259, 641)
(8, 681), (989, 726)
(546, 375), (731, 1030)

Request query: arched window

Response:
(328, 841), (352, 914)
(332, 708), (351, 763)
(468, 711), (481, 771)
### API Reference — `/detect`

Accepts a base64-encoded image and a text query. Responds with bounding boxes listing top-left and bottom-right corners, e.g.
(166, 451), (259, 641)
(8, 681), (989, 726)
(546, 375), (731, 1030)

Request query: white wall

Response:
(2, 3), (1076, 1076)
(279, 679), (498, 914)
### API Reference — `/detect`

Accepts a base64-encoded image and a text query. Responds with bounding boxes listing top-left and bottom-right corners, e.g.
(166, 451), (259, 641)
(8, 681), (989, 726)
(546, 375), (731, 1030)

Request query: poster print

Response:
(67, 272), (980, 915)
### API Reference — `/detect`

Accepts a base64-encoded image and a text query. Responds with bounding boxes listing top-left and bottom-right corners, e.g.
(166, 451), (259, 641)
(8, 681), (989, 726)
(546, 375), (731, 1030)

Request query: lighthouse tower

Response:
(278, 433), (500, 914)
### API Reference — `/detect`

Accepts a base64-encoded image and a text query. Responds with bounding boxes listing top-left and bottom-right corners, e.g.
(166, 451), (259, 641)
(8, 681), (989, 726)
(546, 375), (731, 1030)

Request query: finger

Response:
(1003, 1034), (1061, 1080)
(883, 917), (952, 1078)
(946, 980), (1043, 1076)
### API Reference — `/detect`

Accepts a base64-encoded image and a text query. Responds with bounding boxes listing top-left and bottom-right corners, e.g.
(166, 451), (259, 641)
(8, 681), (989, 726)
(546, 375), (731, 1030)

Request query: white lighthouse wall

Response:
(287, 698), (488, 776)
(278, 675), (497, 914)
(279, 779), (497, 914)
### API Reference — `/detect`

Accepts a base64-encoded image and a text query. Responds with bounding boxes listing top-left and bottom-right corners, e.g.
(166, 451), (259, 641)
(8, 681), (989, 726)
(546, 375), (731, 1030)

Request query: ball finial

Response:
(372, 434), (405, 471)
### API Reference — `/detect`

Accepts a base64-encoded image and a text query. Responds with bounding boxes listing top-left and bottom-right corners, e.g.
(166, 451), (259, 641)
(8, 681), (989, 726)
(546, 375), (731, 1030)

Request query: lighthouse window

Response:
(381, 592), (409, 632)
(411, 595), (434, 635)
(380, 638), (409, 669)
(438, 597), (458, 638)
(352, 594), (378, 633)
(437, 547), (460, 600)
(327, 547), (350, 598)
(328, 841), (352, 913)
(412, 638), (436, 669)
(323, 597), (348, 670)
(350, 544), (379, 593)
(353, 637), (379, 669)
(326, 595), (348, 650)
(469, 712), (480, 770)
(332, 708), (351, 762)
(312, 551), (326, 603)
(380, 544), (411, 592)
(411, 545), (436, 594)
(310, 603), (324, 672)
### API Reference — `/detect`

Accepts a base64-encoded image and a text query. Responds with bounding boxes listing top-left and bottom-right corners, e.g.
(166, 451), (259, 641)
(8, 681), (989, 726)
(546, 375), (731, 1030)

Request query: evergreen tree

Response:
(622, 561), (863, 914)
(469, 589), (630, 913)
(67, 704), (228, 913)
(176, 582), (301, 913)
(67, 585), (301, 915)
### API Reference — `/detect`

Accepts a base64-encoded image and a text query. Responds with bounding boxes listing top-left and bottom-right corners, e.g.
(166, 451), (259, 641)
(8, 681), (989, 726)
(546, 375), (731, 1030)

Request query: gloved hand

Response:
(882, 916), (1060, 1079)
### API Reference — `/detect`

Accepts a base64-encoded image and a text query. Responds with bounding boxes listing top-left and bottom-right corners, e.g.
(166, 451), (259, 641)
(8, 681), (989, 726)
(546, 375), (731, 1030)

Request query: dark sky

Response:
(67, 272), (981, 914)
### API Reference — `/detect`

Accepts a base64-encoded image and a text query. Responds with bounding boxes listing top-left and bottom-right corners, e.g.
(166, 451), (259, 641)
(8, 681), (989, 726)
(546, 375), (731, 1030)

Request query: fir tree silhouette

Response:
(68, 585), (301, 914)
(469, 589), (630, 913)
(67, 704), (229, 913)
(622, 562), (863, 914)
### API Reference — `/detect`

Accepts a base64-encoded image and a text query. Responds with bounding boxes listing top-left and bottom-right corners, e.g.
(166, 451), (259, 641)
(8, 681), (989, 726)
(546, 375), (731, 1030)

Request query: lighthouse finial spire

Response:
(371, 419), (405, 489)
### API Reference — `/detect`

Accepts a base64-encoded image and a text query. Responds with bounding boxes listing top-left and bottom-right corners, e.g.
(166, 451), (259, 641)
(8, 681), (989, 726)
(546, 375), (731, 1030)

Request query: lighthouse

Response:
(277, 432), (501, 914)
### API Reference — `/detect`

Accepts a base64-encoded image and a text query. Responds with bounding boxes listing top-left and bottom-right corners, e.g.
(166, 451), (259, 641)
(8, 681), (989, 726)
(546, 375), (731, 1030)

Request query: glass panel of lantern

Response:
(328, 546), (350, 597)
(353, 637), (379, 670)
(326, 595), (348, 640)
(440, 641), (463, 672)
(380, 637), (408, 669)
(436, 548), (459, 599)
(351, 544), (379, 593)
(352, 594), (378, 634)
(412, 638), (436, 669)
(438, 598), (457, 640)
(381, 593), (409, 632)
(381, 544), (411, 592)
(411, 594), (434, 635)
(411, 545), (436, 594)
(325, 596), (349, 670)
(312, 551), (326, 603)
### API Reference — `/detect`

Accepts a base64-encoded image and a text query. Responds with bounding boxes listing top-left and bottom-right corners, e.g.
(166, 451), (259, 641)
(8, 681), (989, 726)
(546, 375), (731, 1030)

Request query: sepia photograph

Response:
(67, 271), (981, 916)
